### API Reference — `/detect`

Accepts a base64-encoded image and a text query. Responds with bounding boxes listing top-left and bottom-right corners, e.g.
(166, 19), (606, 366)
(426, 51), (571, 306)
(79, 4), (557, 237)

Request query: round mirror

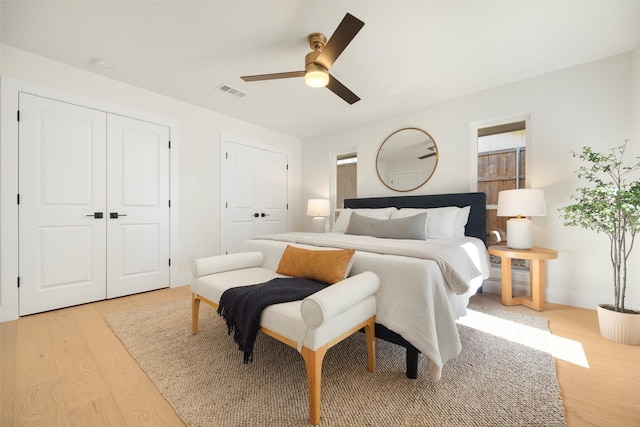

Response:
(376, 128), (439, 192)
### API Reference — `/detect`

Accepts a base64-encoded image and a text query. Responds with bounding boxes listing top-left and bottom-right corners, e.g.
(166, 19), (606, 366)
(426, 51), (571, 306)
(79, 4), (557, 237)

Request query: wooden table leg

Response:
(500, 256), (515, 305)
(489, 245), (555, 312)
(529, 259), (545, 311)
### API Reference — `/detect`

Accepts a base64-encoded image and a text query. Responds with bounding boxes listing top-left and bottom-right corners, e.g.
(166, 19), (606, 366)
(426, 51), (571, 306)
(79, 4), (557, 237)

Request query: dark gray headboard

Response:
(344, 192), (487, 244)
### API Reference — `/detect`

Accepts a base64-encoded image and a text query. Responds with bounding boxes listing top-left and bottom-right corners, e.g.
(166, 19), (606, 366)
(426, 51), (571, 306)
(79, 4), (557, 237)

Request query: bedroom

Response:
(1, 1), (640, 425)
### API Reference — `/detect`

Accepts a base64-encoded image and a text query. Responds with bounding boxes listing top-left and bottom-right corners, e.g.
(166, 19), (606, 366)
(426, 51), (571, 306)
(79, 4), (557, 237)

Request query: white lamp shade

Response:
(497, 189), (546, 217)
(497, 189), (546, 250)
(307, 199), (330, 217)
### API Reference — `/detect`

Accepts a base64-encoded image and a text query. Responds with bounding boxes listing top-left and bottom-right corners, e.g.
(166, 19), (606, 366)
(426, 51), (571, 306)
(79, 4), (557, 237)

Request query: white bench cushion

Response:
(191, 265), (378, 351)
(192, 266), (286, 303)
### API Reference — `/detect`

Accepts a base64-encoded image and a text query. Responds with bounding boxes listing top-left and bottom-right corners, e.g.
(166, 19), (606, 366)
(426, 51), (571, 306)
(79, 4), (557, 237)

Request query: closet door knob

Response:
(109, 212), (128, 219)
(86, 212), (104, 219)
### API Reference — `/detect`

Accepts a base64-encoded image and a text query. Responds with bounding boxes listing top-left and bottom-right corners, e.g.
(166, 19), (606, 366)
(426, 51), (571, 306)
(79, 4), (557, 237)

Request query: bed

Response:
(239, 192), (490, 381)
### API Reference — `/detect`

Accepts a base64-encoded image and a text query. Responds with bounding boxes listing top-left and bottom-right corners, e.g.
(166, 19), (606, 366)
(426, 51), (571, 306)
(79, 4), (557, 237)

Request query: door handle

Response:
(86, 212), (104, 219)
(254, 213), (260, 218)
(109, 212), (128, 219)
(260, 213), (270, 217)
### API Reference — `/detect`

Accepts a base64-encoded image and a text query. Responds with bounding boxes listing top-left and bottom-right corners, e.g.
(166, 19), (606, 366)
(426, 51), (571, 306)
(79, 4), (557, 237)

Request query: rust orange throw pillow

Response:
(276, 245), (355, 285)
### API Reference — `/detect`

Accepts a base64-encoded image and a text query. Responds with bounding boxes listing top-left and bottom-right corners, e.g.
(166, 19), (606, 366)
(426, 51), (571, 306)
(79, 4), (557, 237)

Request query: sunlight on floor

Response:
(458, 309), (590, 368)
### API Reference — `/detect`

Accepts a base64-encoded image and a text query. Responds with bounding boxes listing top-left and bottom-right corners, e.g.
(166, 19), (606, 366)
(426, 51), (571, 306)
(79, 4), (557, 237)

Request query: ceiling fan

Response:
(240, 13), (365, 105)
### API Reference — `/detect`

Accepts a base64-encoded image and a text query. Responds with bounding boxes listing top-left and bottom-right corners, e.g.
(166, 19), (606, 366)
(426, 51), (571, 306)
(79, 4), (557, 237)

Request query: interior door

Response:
(106, 115), (170, 298)
(224, 141), (288, 254)
(18, 93), (107, 315)
(258, 148), (289, 234)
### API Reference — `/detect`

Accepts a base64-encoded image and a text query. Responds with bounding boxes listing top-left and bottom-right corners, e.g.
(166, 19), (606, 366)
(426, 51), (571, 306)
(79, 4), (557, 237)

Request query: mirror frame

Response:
(375, 127), (439, 192)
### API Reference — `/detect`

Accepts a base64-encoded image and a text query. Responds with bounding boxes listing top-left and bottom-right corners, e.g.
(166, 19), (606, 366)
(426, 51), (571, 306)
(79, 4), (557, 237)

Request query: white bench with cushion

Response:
(190, 249), (379, 425)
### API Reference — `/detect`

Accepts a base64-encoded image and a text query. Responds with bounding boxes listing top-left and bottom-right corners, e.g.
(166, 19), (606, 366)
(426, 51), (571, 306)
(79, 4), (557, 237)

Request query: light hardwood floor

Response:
(1, 286), (639, 426)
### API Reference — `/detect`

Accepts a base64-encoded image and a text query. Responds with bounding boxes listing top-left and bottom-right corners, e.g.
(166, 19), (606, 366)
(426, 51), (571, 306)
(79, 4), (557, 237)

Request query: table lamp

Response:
(307, 199), (330, 233)
(497, 189), (546, 249)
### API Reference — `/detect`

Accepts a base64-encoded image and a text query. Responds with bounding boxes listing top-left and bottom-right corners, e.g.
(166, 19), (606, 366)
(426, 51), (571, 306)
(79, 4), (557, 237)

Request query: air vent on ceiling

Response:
(217, 84), (247, 98)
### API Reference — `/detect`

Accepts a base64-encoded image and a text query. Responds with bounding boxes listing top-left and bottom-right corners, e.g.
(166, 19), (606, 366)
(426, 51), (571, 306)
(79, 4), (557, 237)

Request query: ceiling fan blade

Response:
(316, 13), (364, 70)
(327, 74), (360, 104)
(241, 71), (305, 82)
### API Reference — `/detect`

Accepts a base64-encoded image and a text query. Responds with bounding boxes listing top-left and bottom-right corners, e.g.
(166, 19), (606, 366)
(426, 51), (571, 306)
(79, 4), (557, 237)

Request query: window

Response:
(477, 121), (526, 265)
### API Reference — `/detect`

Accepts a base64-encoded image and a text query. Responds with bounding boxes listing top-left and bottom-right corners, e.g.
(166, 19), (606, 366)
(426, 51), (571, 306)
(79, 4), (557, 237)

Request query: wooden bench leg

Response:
(300, 316), (376, 425)
(301, 344), (328, 426)
(191, 292), (201, 335)
(364, 317), (376, 373)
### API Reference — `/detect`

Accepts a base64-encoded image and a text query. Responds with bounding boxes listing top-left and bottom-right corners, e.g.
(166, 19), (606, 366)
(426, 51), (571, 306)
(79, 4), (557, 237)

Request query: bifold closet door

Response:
(18, 94), (171, 315)
(18, 93), (108, 316)
(106, 114), (170, 298)
(224, 141), (288, 254)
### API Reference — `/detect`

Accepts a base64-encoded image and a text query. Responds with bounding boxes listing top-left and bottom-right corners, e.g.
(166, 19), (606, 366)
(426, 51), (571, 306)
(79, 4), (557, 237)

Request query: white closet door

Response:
(258, 149), (288, 235)
(225, 142), (259, 253)
(18, 94), (107, 315)
(106, 115), (170, 298)
(224, 141), (288, 254)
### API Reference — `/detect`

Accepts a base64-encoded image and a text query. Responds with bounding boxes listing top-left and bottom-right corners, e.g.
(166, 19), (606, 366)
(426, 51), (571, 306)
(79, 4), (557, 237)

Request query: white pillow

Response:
(389, 208), (424, 220)
(331, 207), (397, 233)
(390, 206), (470, 239)
(451, 206), (471, 238)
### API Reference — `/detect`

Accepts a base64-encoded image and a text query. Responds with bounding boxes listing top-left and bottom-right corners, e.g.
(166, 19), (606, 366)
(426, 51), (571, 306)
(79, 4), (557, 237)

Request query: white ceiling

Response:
(2, 1), (640, 139)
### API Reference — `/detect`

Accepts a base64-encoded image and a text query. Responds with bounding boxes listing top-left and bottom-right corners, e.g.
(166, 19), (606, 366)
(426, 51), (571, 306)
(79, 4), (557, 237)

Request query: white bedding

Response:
(239, 232), (490, 382)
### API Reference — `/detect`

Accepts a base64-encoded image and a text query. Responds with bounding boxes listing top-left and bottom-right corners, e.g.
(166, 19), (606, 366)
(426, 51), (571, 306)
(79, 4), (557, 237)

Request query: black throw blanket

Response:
(217, 277), (328, 363)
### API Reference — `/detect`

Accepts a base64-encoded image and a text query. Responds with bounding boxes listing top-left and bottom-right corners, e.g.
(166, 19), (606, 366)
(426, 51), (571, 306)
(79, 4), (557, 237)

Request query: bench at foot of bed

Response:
(190, 251), (380, 425)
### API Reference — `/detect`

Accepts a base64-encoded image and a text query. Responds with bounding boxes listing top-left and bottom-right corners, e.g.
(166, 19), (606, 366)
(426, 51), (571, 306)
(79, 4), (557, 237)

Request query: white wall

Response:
(631, 42), (640, 306)
(302, 51), (637, 310)
(0, 45), (301, 320)
(2, 43), (638, 315)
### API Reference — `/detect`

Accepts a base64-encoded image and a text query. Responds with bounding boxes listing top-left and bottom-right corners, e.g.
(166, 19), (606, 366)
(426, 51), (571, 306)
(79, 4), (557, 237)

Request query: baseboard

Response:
(482, 266), (640, 311)
(482, 279), (532, 296)
(483, 265), (531, 296)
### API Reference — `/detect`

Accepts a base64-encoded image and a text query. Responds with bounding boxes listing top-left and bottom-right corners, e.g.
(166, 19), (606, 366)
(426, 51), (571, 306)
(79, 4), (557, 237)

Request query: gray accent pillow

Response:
(346, 212), (427, 240)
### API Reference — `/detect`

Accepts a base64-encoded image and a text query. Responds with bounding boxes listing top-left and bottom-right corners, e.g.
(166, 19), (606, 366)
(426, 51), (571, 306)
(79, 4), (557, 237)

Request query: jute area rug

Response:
(106, 298), (565, 426)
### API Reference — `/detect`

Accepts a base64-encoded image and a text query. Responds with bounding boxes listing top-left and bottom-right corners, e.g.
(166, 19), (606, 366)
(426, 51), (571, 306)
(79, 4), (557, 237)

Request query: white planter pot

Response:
(597, 304), (640, 345)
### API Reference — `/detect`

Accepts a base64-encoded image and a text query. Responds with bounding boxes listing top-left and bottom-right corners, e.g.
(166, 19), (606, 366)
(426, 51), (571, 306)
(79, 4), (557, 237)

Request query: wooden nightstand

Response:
(487, 245), (558, 311)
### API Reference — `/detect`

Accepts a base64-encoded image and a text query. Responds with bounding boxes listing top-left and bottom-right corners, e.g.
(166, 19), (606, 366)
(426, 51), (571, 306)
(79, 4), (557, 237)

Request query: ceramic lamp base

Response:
(311, 216), (325, 233)
(506, 217), (532, 249)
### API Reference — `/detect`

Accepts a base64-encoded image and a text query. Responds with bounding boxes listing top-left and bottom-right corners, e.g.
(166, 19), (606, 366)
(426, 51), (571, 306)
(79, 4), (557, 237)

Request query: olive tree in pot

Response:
(559, 140), (640, 345)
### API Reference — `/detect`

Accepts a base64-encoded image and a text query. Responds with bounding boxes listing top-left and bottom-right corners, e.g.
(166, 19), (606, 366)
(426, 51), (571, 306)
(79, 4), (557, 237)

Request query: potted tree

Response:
(559, 140), (640, 345)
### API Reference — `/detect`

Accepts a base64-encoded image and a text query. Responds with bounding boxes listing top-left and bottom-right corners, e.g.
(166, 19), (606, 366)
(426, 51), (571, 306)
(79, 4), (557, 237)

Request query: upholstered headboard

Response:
(344, 192), (487, 244)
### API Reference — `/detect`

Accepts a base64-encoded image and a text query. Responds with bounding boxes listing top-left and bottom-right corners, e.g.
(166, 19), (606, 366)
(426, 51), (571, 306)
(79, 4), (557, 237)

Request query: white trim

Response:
(0, 77), (180, 321)
(482, 279), (639, 311)
(168, 125), (180, 290)
(1, 78), (21, 321)
(219, 133), (292, 255)
(482, 265), (640, 310)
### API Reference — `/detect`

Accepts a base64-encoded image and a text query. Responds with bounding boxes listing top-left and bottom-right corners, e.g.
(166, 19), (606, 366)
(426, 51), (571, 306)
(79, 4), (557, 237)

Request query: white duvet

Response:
(240, 232), (490, 382)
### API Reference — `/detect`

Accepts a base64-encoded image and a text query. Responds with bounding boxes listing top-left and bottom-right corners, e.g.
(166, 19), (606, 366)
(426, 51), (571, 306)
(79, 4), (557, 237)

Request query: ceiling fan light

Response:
(305, 68), (329, 88)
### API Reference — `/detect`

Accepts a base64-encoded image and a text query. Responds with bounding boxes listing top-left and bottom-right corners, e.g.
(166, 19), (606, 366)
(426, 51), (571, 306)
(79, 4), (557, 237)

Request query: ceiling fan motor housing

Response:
(307, 32), (327, 50)
(305, 53), (327, 73)
(305, 33), (328, 73)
